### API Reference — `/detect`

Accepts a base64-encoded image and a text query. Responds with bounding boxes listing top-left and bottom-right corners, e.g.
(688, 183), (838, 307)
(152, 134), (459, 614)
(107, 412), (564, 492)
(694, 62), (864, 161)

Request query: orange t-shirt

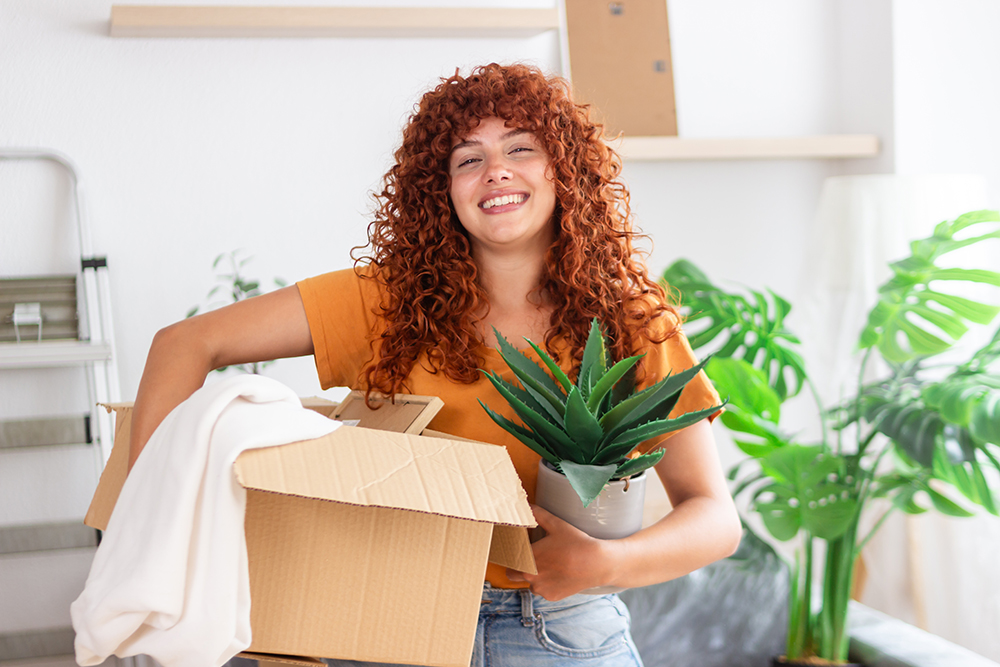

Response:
(296, 265), (721, 588)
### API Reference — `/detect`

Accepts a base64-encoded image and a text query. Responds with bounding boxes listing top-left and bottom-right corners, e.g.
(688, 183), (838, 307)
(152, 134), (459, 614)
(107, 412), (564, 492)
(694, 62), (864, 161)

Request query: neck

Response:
(472, 240), (554, 347)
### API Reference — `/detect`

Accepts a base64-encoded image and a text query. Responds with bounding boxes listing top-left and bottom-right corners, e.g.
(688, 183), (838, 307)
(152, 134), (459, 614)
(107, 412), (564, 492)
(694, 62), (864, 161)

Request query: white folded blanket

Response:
(71, 375), (341, 667)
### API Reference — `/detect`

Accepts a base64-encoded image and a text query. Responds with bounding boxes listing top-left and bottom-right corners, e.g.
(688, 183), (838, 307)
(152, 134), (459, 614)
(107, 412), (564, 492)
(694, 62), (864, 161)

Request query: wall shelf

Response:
(107, 6), (880, 162)
(109, 5), (561, 38)
(615, 135), (880, 161)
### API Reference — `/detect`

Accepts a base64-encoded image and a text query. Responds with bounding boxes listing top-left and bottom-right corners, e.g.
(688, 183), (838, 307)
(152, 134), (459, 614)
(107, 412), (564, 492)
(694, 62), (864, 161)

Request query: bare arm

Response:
(508, 420), (742, 600)
(127, 285), (314, 471)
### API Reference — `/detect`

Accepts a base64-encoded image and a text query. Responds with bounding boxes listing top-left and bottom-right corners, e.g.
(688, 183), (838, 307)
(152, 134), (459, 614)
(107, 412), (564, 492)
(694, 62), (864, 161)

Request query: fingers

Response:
(505, 568), (528, 582)
(530, 503), (561, 531)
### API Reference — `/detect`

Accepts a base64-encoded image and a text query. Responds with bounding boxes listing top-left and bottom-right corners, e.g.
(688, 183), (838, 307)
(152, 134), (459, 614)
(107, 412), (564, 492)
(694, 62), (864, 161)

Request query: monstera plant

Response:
(479, 319), (722, 507)
(664, 210), (1000, 664)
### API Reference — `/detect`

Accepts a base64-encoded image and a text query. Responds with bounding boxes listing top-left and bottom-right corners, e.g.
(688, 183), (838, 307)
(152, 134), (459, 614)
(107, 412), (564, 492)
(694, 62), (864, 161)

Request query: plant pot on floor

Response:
(534, 459), (647, 594)
(772, 657), (864, 667)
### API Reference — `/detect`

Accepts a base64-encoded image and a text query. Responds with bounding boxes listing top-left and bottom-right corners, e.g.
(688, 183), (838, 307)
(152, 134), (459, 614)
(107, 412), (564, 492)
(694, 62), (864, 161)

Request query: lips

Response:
(479, 191), (529, 211)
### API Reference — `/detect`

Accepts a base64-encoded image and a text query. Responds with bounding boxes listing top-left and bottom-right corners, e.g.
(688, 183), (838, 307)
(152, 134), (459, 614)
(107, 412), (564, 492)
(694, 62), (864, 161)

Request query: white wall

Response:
(1, 0), (850, 405)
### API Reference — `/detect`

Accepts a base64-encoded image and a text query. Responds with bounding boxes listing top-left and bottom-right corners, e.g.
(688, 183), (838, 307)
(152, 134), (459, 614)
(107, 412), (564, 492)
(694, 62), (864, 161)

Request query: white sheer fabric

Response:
(791, 174), (1000, 660)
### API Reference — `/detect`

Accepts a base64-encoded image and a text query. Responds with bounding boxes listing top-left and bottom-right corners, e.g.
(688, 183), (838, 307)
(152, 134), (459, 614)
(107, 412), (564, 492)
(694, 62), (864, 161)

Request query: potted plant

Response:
(663, 209), (1000, 665)
(187, 249), (287, 375)
(479, 318), (723, 544)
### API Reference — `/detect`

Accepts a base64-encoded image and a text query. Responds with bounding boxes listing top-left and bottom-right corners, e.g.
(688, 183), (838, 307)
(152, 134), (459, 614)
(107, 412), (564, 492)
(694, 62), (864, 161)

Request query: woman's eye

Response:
(510, 146), (532, 154)
(455, 157), (478, 168)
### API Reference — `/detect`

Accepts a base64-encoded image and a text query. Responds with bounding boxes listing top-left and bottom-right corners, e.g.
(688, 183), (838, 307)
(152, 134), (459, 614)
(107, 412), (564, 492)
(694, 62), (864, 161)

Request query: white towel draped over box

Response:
(71, 375), (341, 667)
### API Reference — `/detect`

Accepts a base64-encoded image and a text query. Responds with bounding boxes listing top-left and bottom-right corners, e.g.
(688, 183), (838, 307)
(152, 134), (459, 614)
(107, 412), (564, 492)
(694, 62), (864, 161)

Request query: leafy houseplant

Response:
(187, 250), (287, 375)
(664, 210), (1000, 665)
(479, 318), (723, 509)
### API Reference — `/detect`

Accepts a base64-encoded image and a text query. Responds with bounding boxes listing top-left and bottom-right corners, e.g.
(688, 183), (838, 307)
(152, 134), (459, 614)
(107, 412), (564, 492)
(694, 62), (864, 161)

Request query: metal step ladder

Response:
(0, 148), (122, 665)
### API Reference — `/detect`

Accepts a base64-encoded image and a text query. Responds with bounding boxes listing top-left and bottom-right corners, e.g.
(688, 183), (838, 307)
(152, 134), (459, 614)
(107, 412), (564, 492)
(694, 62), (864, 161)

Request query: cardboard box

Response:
(84, 392), (537, 667)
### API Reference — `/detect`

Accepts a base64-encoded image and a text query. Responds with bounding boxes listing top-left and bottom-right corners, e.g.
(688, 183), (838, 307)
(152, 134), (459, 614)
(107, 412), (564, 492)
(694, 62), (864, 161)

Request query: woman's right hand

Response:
(127, 285), (314, 471)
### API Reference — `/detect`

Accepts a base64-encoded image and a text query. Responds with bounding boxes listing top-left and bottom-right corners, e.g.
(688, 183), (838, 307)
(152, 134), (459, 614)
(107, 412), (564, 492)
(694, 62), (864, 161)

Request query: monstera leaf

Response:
(664, 259), (806, 401)
(859, 210), (1000, 364)
(752, 445), (858, 541)
(705, 357), (786, 458)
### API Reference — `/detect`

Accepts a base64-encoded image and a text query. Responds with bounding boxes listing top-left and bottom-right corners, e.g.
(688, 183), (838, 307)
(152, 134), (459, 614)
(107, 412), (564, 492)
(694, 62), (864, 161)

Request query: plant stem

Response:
(787, 536), (812, 659)
(855, 505), (896, 555)
(805, 376), (830, 451)
(819, 521), (860, 662)
(856, 440), (890, 507)
(855, 347), (874, 450)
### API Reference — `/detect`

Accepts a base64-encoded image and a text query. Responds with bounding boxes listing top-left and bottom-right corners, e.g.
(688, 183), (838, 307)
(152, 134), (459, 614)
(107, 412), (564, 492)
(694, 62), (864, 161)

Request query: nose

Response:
(483, 155), (513, 184)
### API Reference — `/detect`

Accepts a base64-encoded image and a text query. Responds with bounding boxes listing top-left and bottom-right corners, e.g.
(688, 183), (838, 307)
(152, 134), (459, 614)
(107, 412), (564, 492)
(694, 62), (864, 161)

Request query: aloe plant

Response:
(671, 209), (1000, 664)
(479, 318), (723, 506)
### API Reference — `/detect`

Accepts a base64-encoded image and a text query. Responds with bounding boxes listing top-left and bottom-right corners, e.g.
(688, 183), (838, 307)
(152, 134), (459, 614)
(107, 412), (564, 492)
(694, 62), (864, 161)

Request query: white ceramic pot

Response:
(533, 459), (647, 594)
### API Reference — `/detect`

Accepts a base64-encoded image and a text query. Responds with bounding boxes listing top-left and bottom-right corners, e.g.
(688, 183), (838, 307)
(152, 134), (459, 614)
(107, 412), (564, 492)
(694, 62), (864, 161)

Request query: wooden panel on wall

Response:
(565, 0), (677, 137)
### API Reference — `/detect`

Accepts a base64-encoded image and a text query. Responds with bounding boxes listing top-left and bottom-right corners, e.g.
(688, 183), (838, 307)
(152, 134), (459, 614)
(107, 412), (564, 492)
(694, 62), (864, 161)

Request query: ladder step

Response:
(0, 277), (78, 343)
(0, 523), (99, 555)
(0, 341), (112, 369)
(0, 417), (90, 450)
(0, 628), (75, 663)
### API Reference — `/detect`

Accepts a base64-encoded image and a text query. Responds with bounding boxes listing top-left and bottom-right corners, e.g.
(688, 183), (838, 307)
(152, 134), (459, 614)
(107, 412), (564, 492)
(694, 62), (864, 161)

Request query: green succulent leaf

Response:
(579, 319), (608, 398)
(595, 403), (723, 465)
(492, 328), (568, 403)
(480, 371), (576, 458)
(559, 461), (618, 507)
(523, 339), (573, 393)
(477, 400), (558, 464)
(480, 371), (562, 429)
(587, 354), (643, 415)
(615, 449), (665, 479)
(564, 386), (604, 462)
(600, 357), (710, 441)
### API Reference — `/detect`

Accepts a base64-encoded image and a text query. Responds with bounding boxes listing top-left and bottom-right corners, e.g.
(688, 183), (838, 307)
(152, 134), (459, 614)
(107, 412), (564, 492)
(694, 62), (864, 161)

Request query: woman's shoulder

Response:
(298, 263), (383, 295)
(296, 263), (387, 322)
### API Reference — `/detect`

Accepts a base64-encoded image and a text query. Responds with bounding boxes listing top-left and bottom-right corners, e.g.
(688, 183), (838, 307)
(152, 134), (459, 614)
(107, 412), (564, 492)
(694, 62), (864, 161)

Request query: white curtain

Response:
(791, 174), (1000, 661)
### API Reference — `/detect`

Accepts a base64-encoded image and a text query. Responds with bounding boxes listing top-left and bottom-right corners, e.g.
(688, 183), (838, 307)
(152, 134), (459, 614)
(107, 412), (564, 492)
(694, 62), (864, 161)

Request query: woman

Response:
(129, 63), (740, 665)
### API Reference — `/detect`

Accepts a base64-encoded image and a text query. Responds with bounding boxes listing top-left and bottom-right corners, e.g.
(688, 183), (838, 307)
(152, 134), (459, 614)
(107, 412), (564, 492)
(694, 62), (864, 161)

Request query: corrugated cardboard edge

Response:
(237, 652), (324, 666)
(84, 403), (132, 531)
(233, 427), (536, 527)
(423, 428), (537, 572)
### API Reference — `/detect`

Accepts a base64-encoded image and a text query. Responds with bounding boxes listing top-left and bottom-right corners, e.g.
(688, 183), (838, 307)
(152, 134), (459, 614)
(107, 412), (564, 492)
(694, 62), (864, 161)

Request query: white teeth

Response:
(481, 194), (526, 209)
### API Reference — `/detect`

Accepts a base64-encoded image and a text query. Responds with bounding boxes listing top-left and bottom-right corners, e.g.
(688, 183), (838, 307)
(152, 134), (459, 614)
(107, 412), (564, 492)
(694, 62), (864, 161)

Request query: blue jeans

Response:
(323, 584), (644, 667)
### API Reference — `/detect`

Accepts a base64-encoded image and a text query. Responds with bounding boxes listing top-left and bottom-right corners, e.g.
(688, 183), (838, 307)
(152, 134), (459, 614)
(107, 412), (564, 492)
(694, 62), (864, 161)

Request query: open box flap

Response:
(234, 426), (535, 528)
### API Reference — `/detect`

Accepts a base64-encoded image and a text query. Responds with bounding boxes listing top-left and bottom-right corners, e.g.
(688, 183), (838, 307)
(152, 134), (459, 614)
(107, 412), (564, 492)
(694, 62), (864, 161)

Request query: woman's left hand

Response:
(506, 504), (617, 601)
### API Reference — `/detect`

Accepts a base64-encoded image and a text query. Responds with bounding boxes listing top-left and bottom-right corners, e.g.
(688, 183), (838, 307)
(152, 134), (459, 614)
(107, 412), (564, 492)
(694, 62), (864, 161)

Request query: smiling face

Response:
(448, 117), (558, 257)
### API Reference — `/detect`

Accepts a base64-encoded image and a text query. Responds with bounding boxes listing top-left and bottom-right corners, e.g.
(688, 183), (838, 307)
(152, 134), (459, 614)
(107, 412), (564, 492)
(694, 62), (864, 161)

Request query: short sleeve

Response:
(296, 266), (382, 390)
(634, 312), (723, 452)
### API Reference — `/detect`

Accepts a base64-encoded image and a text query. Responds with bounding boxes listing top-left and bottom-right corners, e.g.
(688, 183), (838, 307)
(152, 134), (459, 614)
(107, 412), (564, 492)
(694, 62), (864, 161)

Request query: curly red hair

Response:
(354, 63), (678, 397)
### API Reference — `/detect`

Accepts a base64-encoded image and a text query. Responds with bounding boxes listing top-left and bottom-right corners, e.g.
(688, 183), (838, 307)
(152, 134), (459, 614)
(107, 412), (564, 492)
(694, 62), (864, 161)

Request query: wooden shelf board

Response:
(109, 6), (561, 38)
(615, 135), (880, 161)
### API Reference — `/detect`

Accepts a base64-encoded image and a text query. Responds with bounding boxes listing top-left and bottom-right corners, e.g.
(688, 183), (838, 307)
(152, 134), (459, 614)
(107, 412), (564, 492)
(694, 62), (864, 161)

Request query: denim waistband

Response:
(480, 583), (611, 618)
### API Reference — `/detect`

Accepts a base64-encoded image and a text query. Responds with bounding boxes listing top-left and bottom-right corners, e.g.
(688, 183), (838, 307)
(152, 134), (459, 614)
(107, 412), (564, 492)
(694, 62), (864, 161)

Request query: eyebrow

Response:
(450, 128), (532, 155)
